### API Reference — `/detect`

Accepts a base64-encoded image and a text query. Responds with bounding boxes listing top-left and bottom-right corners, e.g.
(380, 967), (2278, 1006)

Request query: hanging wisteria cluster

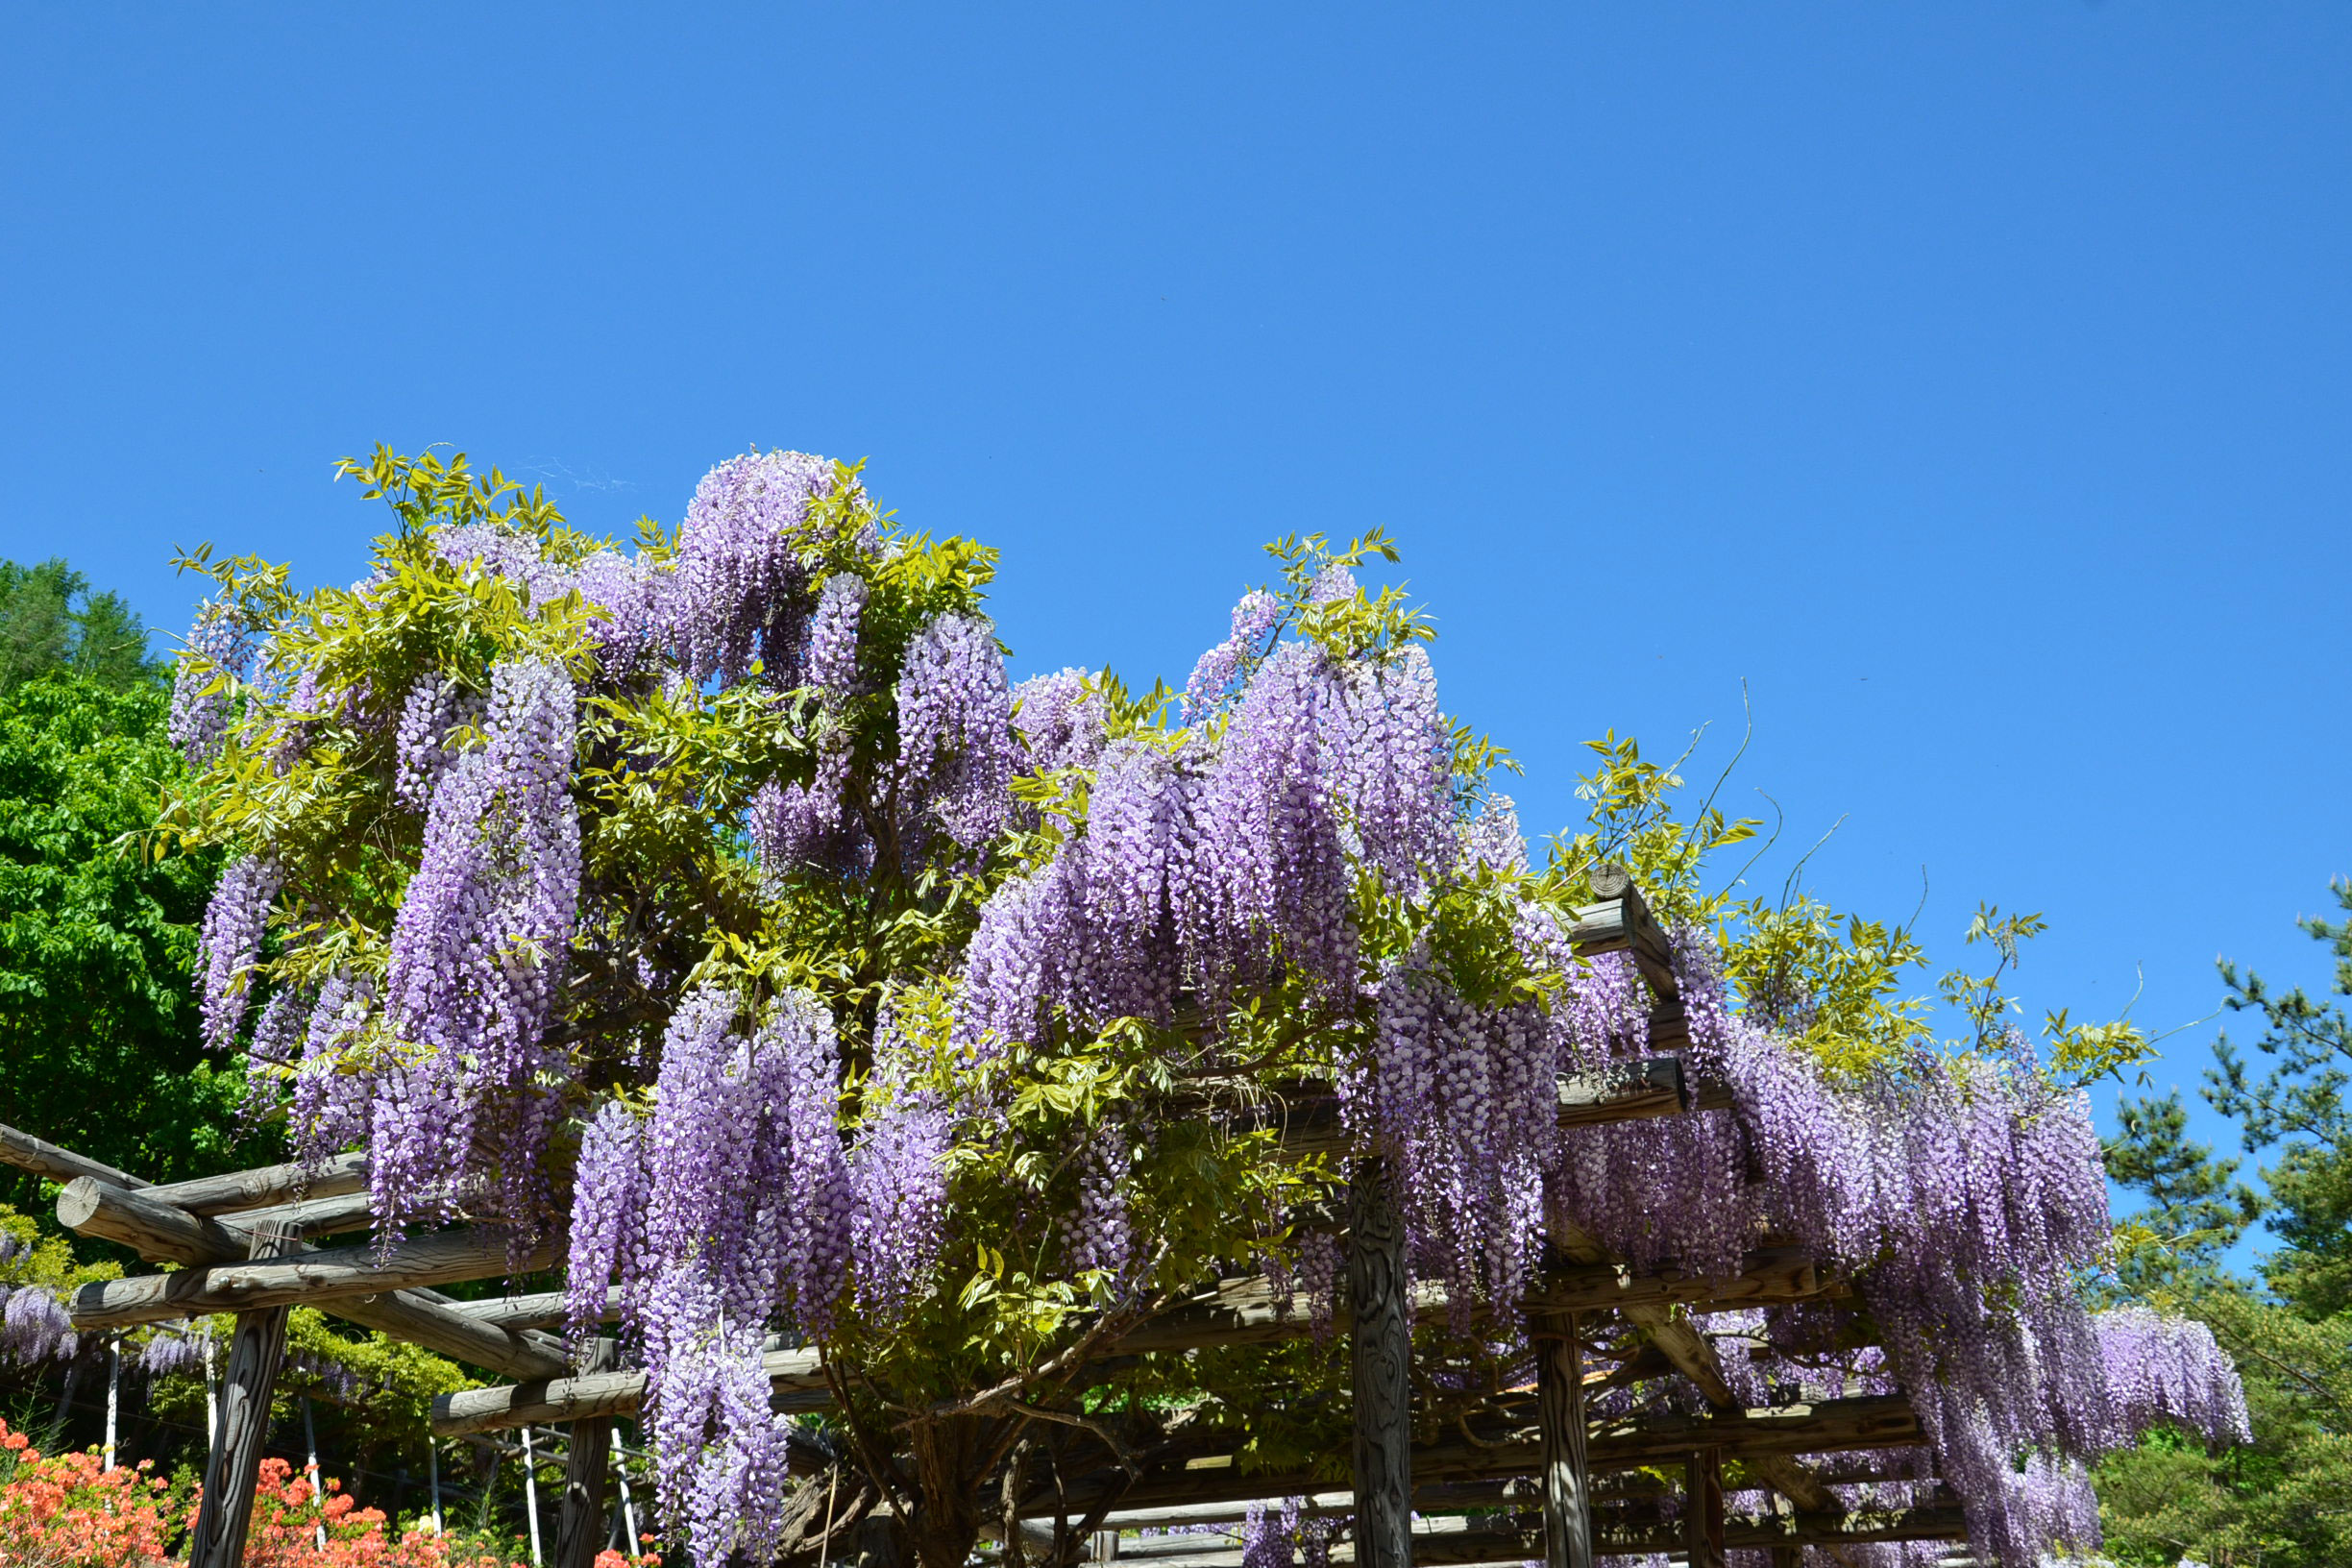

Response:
(168, 447), (2250, 1568)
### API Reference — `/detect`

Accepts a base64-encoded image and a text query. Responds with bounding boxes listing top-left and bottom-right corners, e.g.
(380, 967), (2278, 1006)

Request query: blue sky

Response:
(4, 5), (2345, 1248)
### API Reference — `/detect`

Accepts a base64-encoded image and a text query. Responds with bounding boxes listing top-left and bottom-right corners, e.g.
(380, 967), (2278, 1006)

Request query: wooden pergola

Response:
(1, 873), (1972, 1568)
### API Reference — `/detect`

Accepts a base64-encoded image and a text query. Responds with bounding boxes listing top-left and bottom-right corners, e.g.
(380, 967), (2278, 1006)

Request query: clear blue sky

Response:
(4, 5), (2345, 1248)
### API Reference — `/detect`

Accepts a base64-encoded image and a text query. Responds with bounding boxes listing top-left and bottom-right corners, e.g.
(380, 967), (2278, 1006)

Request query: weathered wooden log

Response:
(1535, 1314), (1592, 1568)
(59, 1176), (251, 1262)
(434, 1346), (829, 1436)
(187, 1222), (301, 1568)
(70, 1226), (554, 1330)
(552, 1340), (616, 1568)
(429, 1247), (1839, 1435)
(1565, 870), (1678, 998)
(455, 1286), (623, 1334)
(148, 1150), (370, 1214)
(1349, 1158), (1413, 1568)
(227, 1188), (381, 1239)
(54, 1169), (566, 1380)
(0, 1120), (147, 1189)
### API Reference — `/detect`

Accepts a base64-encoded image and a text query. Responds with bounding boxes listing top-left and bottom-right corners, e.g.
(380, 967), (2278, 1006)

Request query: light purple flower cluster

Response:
(847, 1024), (953, 1322)
(169, 597), (257, 766)
(562, 984), (852, 1566)
(1182, 588), (1283, 722)
(1012, 667), (1110, 776)
(2095, 1306), (2252, 1445)
(895, 612), (1016, 852)
(138, 1325), (208, 1378)
(195, 854), (282, 1053)
(393, 675), (482, 811)
(1066, 1121), (1135, 1282)
(747, 573), (873, 880)
(674, 450), (834, 684)
(377, 655), (581, 1233)
(0, 1284), (75, 1364)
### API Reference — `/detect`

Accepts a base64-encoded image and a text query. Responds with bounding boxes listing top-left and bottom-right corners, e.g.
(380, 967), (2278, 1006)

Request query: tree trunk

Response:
(907, 1414), (986, 1568)
(1535, 1312), (1593, 1568)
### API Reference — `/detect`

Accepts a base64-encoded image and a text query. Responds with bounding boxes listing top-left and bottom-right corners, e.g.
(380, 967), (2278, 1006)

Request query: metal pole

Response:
(522, 1424), (546, 1567)
(103, 1335), (120, 1472)
(613, 1433), (640, 1555)
(429, 1440), (445, 1534)
(304, 1396), (329, 1549)
(203, 1329), (219, 1447)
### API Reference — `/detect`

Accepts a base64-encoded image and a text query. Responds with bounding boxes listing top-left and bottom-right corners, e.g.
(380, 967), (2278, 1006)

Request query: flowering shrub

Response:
(0, 1421), (657, 1568)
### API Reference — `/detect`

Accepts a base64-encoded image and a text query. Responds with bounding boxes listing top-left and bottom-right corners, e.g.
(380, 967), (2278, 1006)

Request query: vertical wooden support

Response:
(553, 1340), (617, 1568)
(1347, 1157), (1412, 1568)
(1683, 1448), (1727, 1568)
(187, 1220), (299, 1568)
(1769, 1549), (1801, 1568)
(1534, 1312), (1593, 1568)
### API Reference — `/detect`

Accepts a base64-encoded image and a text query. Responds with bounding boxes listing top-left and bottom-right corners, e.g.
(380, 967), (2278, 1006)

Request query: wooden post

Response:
(1684, 1448), (1726, 1568)
(553, 1340), (616, 1568)
(1534, 1312), (1593, 1568)
(187, 1220), (300, 1568)
(1347, 1158), (1412, 1568)
(1769, 1549), (1801, 1568)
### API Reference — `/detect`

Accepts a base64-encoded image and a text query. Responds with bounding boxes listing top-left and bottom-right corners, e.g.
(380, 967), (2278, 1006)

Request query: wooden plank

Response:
(149, 1151), (370, 1215)
(0, 1120), (147, 1189)
(1348, 1157), (1414, 1568)
(552, 1340), (616, 1568)
(186, 1221), (300, 1568)
(1535, 1314), (1593, 1568)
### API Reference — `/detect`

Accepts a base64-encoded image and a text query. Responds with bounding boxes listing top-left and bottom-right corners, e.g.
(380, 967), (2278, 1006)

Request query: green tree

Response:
(0, 556), (159, 694)
(0, 671), (270, 1211)
(2096, 886), (2352, 1566)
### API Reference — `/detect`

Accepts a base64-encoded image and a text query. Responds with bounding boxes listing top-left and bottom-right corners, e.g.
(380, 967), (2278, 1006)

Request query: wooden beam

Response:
(455, 1286), (623, 1334)
(186, 1221), (300, 1568)
(0, 1120), (147, 1189)
(224, 1188), (380, 1240)
(148, 1151), (370, 1215)
(1535, 1313), (1592, 1568)
(1349, 1157), (1414, 1568)
(59, 1176), (250, 1262)
(70, 1226), (554, 1330)
(1271, 1058), (1727, 1157)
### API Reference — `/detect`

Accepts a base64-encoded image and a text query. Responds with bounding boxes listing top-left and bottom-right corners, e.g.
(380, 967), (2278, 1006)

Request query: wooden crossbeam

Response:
(70, 1225), (554, 1330)
(427, 1249), (1843, 1437)
(0, 1120), (148, 1189)
(435, 1346), (831, 1436)
(148, 1151), (371, 1214)
(1032, 1396), (1923, 1517)
(1047, 1503), (1963, 1568)
(49, 1169), (569, 1381)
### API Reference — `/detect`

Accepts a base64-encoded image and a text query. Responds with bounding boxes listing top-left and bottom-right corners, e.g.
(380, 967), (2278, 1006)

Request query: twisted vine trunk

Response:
(907, 1415), (988, 1568)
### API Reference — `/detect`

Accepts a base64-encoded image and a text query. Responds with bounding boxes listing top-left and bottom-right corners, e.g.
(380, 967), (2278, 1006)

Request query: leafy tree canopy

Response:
(0, 556), (159, 695)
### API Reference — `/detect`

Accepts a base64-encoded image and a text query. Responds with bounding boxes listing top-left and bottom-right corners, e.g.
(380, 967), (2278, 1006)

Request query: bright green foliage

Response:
(0, 557), (158, 694)
(0, 672), (269, 1212)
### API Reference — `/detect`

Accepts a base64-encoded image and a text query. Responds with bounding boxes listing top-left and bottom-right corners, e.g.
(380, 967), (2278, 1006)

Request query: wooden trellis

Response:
(0, 879), (1969, 1566)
